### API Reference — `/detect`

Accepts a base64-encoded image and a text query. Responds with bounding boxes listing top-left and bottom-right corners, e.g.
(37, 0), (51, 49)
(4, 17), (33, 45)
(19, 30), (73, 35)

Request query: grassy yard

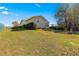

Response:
(0, 29), (79, 55)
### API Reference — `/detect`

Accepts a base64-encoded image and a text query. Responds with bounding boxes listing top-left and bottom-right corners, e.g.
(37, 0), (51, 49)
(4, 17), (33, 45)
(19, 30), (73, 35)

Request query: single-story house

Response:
(12, 16), (49, 29)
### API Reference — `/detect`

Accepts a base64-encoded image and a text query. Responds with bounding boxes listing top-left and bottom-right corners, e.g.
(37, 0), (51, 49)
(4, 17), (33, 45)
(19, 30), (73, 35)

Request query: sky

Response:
(0, 3), (61, 26)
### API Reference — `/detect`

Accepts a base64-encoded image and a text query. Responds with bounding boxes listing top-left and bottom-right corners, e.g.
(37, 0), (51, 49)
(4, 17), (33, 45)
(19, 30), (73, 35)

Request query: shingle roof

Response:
(25, 16), (49, 23)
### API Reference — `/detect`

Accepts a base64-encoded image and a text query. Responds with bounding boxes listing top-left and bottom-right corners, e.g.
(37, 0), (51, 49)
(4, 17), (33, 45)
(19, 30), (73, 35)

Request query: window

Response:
(36, 18), (40, 22)
(37, 20), (39, 22)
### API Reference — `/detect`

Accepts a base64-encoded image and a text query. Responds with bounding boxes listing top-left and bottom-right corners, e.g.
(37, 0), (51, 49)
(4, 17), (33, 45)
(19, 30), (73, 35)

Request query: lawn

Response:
(0, 28), (79, 56)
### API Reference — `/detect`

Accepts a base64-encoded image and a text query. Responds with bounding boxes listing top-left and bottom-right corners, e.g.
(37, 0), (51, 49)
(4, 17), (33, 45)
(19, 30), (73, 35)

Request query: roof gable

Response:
(25, 16), (49, 22)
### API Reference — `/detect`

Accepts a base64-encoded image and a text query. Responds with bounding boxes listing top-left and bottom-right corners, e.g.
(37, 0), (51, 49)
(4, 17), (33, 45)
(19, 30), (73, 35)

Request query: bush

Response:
(11, 26), (23, 31)
(12, 22), (36, 31)
(49, 26), (64, 31)
(23, 22), (36, 30)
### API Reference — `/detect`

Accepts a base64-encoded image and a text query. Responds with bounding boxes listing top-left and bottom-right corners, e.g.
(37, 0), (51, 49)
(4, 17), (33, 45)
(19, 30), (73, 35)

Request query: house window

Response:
(37, 20), (39, 22)
(36, 18), (40, 22)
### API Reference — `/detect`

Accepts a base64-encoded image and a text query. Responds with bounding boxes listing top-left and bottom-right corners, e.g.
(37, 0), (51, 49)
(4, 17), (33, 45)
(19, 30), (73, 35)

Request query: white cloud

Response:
(35, 4), (41, 7)
(5, 8), (8, 10)
(0, 7), (5, 9)
(1, 11), (9, 14)
(0, 6), (8, 10)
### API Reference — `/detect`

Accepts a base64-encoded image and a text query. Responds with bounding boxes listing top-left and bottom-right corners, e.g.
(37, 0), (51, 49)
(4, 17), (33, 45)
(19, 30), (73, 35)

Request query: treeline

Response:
(52, 4), (79, 33)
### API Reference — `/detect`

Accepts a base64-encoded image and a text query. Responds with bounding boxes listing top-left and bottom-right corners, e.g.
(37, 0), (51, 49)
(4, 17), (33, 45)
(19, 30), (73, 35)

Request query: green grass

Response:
(0, 28), (79, 55)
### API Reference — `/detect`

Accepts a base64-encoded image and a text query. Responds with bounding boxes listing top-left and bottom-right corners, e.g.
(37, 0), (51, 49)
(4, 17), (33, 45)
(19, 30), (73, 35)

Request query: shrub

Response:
(11, 26), (23, 31)
(23, 22), (36, 30)
(49, 26), (64, 31)
(12, 22), (36, 31)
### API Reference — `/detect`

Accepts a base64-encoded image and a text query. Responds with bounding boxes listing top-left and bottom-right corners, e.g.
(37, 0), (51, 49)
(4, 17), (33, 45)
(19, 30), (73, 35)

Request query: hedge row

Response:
(12, 22), (36, 31)
(49, 26), (64, 31)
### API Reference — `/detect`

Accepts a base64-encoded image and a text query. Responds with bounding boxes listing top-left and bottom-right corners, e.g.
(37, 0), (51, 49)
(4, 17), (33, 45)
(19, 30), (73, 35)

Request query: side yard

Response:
(0, 29), (79, 55)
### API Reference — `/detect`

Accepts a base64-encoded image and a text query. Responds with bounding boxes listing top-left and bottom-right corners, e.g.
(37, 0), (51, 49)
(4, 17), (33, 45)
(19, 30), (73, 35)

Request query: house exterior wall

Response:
(20, 16), (49, 28)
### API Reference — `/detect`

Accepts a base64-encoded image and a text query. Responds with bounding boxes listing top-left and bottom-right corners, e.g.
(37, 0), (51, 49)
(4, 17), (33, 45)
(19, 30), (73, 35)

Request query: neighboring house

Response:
(12, 21), (20, 27)
(20, 16), (49, 29)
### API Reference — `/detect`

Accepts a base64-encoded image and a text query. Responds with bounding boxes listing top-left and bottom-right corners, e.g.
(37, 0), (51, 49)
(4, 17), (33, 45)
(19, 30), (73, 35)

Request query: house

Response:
(12, 21), (20, 27)
(20, 16), (49, 29)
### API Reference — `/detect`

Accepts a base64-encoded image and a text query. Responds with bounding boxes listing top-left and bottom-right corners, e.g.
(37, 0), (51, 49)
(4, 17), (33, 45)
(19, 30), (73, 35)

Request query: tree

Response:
(55, 5), (68, 32)
(55, 4), (79, 33)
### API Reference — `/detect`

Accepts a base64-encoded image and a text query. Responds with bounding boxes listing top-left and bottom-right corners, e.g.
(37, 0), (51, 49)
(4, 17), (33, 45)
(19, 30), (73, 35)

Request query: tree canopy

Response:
(55, 4), (79, 33)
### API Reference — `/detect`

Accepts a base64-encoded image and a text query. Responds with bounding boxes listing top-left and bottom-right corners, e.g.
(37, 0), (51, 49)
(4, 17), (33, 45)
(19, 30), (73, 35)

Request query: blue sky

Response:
(0, 3), (61, 26)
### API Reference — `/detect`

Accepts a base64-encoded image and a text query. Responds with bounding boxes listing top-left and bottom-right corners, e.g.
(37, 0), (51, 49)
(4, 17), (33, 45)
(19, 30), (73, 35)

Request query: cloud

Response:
(0, 7), (9, 14)
(0, 7), (5, 9)
(0, 6), (8, 10)
(5, 8), (8, 10)
(1, 11), (9, 14)
(35, 4), (41, 7)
